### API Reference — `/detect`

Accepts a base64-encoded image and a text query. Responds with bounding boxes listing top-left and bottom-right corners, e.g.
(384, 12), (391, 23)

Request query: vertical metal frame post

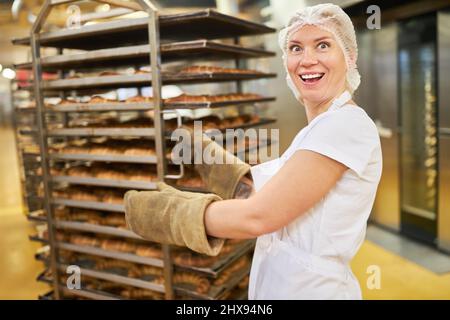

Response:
(135, 0), (174, 300)
(30, 0), (61, 299)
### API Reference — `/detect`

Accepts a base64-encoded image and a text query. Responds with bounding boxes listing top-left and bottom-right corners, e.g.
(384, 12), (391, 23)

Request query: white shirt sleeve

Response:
(294, 107), (380, 177)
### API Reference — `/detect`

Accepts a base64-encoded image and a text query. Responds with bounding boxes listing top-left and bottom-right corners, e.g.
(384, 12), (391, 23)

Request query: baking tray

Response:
(60, 286), (121, 300)
(164, 117), (278, 138)
(44, 96), (275, 112)
(34, 251), (50, 264)
(54, 220), (141, 240)
(41, 72), (276, 91)
(29, 235), (49, 244)
(173, 240), (254, 277)
(175, 264), (251, 300)
(22, 152), (41, 159)
(51, 198), (124, 212)
(19, 129), (38, 135)
(54, 237), (253, 278)
(51, 175), (157, 190)
(15, 41), (275, 71)
(46, 102), (153, 112)
(58, 263), (165, 293)
(37, 269), (53, 285)
(26, 210), (47, 222)
(48, 137), (269, 164)
(36, 240), (253, 299)
(49, 153), (157, 164)
(46, 118), (276, 138)
(46, 128), (155, 137)
(58, 256), (249, 300)
(163, 96), (276, 110)
(12, 9), (275, 50)
(38, 291), (54, 300)
(56, 242), (164, 268)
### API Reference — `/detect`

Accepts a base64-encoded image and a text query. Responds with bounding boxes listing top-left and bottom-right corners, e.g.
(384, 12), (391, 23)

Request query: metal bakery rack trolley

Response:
(13, 0), (277, 300)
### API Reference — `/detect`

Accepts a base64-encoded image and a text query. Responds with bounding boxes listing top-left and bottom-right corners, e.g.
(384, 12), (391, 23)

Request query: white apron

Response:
(248, 91), (363, 300)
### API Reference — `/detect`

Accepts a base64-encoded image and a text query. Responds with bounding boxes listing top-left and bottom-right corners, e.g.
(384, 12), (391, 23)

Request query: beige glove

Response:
(183, 125), (251, 200)
(124, 182), (224, 256)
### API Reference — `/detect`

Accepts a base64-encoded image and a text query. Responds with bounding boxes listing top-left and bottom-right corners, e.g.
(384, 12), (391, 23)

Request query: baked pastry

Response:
(125, 96), (153, 103)
(172, 250), (215, 268)
(165, 93), (263, 105)
(134, 70), (151, 75)
(62, 209), (101, 224)
(89, 96), (117, 104)
(164, 94), (209, 104)
(102, 213), (126, 228)
(175, 176), (205, 188)
(100, 239), (136, 253)
(138, 265), (163, 277)
(121, 287), (164, 300)
(179, 65), (262, 75)
(98, 71), (120, 77)
(54, 207), (69, 219)
(100, 189), (125, 204)
(69, 234), (99, 247)
(238, 275), (249, 289)
(67, 73), (83, 79)
(213, 256), (249, 286)
(135, 244), (162, 259)
(173, 272), (210, 294)
(174, 167), (206, 189)
(95, 259), (134, 271)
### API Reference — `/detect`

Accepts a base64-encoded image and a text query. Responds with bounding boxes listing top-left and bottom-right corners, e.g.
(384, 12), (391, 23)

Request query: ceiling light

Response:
(2, 68), (16, 79)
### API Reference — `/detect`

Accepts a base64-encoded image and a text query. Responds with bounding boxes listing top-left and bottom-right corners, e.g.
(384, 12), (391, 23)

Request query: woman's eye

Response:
(318, 42), (330, 49)
(289, 45), (302, 53)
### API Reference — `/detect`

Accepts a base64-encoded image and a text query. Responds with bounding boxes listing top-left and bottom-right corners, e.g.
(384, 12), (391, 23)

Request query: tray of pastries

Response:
(52, 186), (125, 205)
(170, 239), (250, 271)
(164, 93), (269, 108)
(50, 138), (158, 157)
(54, 207), (127, 229)
(52, 163), (158, 182)
(178, 65), (263, 75)
(164, 113), (262, 132)
(56, 250), (250, 298)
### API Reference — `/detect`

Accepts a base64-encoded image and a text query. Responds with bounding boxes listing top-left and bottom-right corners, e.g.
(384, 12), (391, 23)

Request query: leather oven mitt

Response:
(181, 125), (251, 200)
(124, 181), (225, 256)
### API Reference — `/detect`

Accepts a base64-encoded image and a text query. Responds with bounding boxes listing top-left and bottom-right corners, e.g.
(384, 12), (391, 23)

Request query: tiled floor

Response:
(366, 225), (450, 274)
(0, 126), (449, 299)
(352, 237), (450, 299)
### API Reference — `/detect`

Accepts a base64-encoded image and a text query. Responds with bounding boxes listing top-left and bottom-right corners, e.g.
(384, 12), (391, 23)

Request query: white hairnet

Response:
(278, 3), (360, 101)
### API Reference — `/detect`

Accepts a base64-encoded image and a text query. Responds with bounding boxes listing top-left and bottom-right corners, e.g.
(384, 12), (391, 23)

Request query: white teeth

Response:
(300, 73), (323, 80)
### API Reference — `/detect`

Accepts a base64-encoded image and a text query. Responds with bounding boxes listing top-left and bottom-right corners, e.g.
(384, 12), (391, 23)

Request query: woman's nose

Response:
(300, 49), (318, 67)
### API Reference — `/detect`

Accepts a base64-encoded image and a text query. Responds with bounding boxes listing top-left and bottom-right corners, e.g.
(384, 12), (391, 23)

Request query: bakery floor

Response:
(1, 125), (450, 299)
(0, 126), (50, 299)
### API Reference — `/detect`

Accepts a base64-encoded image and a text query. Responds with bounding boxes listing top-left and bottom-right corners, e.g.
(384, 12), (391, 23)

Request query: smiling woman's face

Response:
(287, 25), (347, 105)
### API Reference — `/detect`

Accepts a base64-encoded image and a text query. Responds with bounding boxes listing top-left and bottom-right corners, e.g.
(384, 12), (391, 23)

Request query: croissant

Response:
(121, 287), (164, 299)
(102, 213), (126, 228)
(179, 65), (262, 75)
(100, 239), (136, 253)
(173, 272), (210, 294)
(69, 234), (99, 247)
(135, 265), (164, 278)
(135, 245), (162, 259)
(238, 275), (249, 289)
(213, 256), (249, 286)
(95, 259), (134, 270)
